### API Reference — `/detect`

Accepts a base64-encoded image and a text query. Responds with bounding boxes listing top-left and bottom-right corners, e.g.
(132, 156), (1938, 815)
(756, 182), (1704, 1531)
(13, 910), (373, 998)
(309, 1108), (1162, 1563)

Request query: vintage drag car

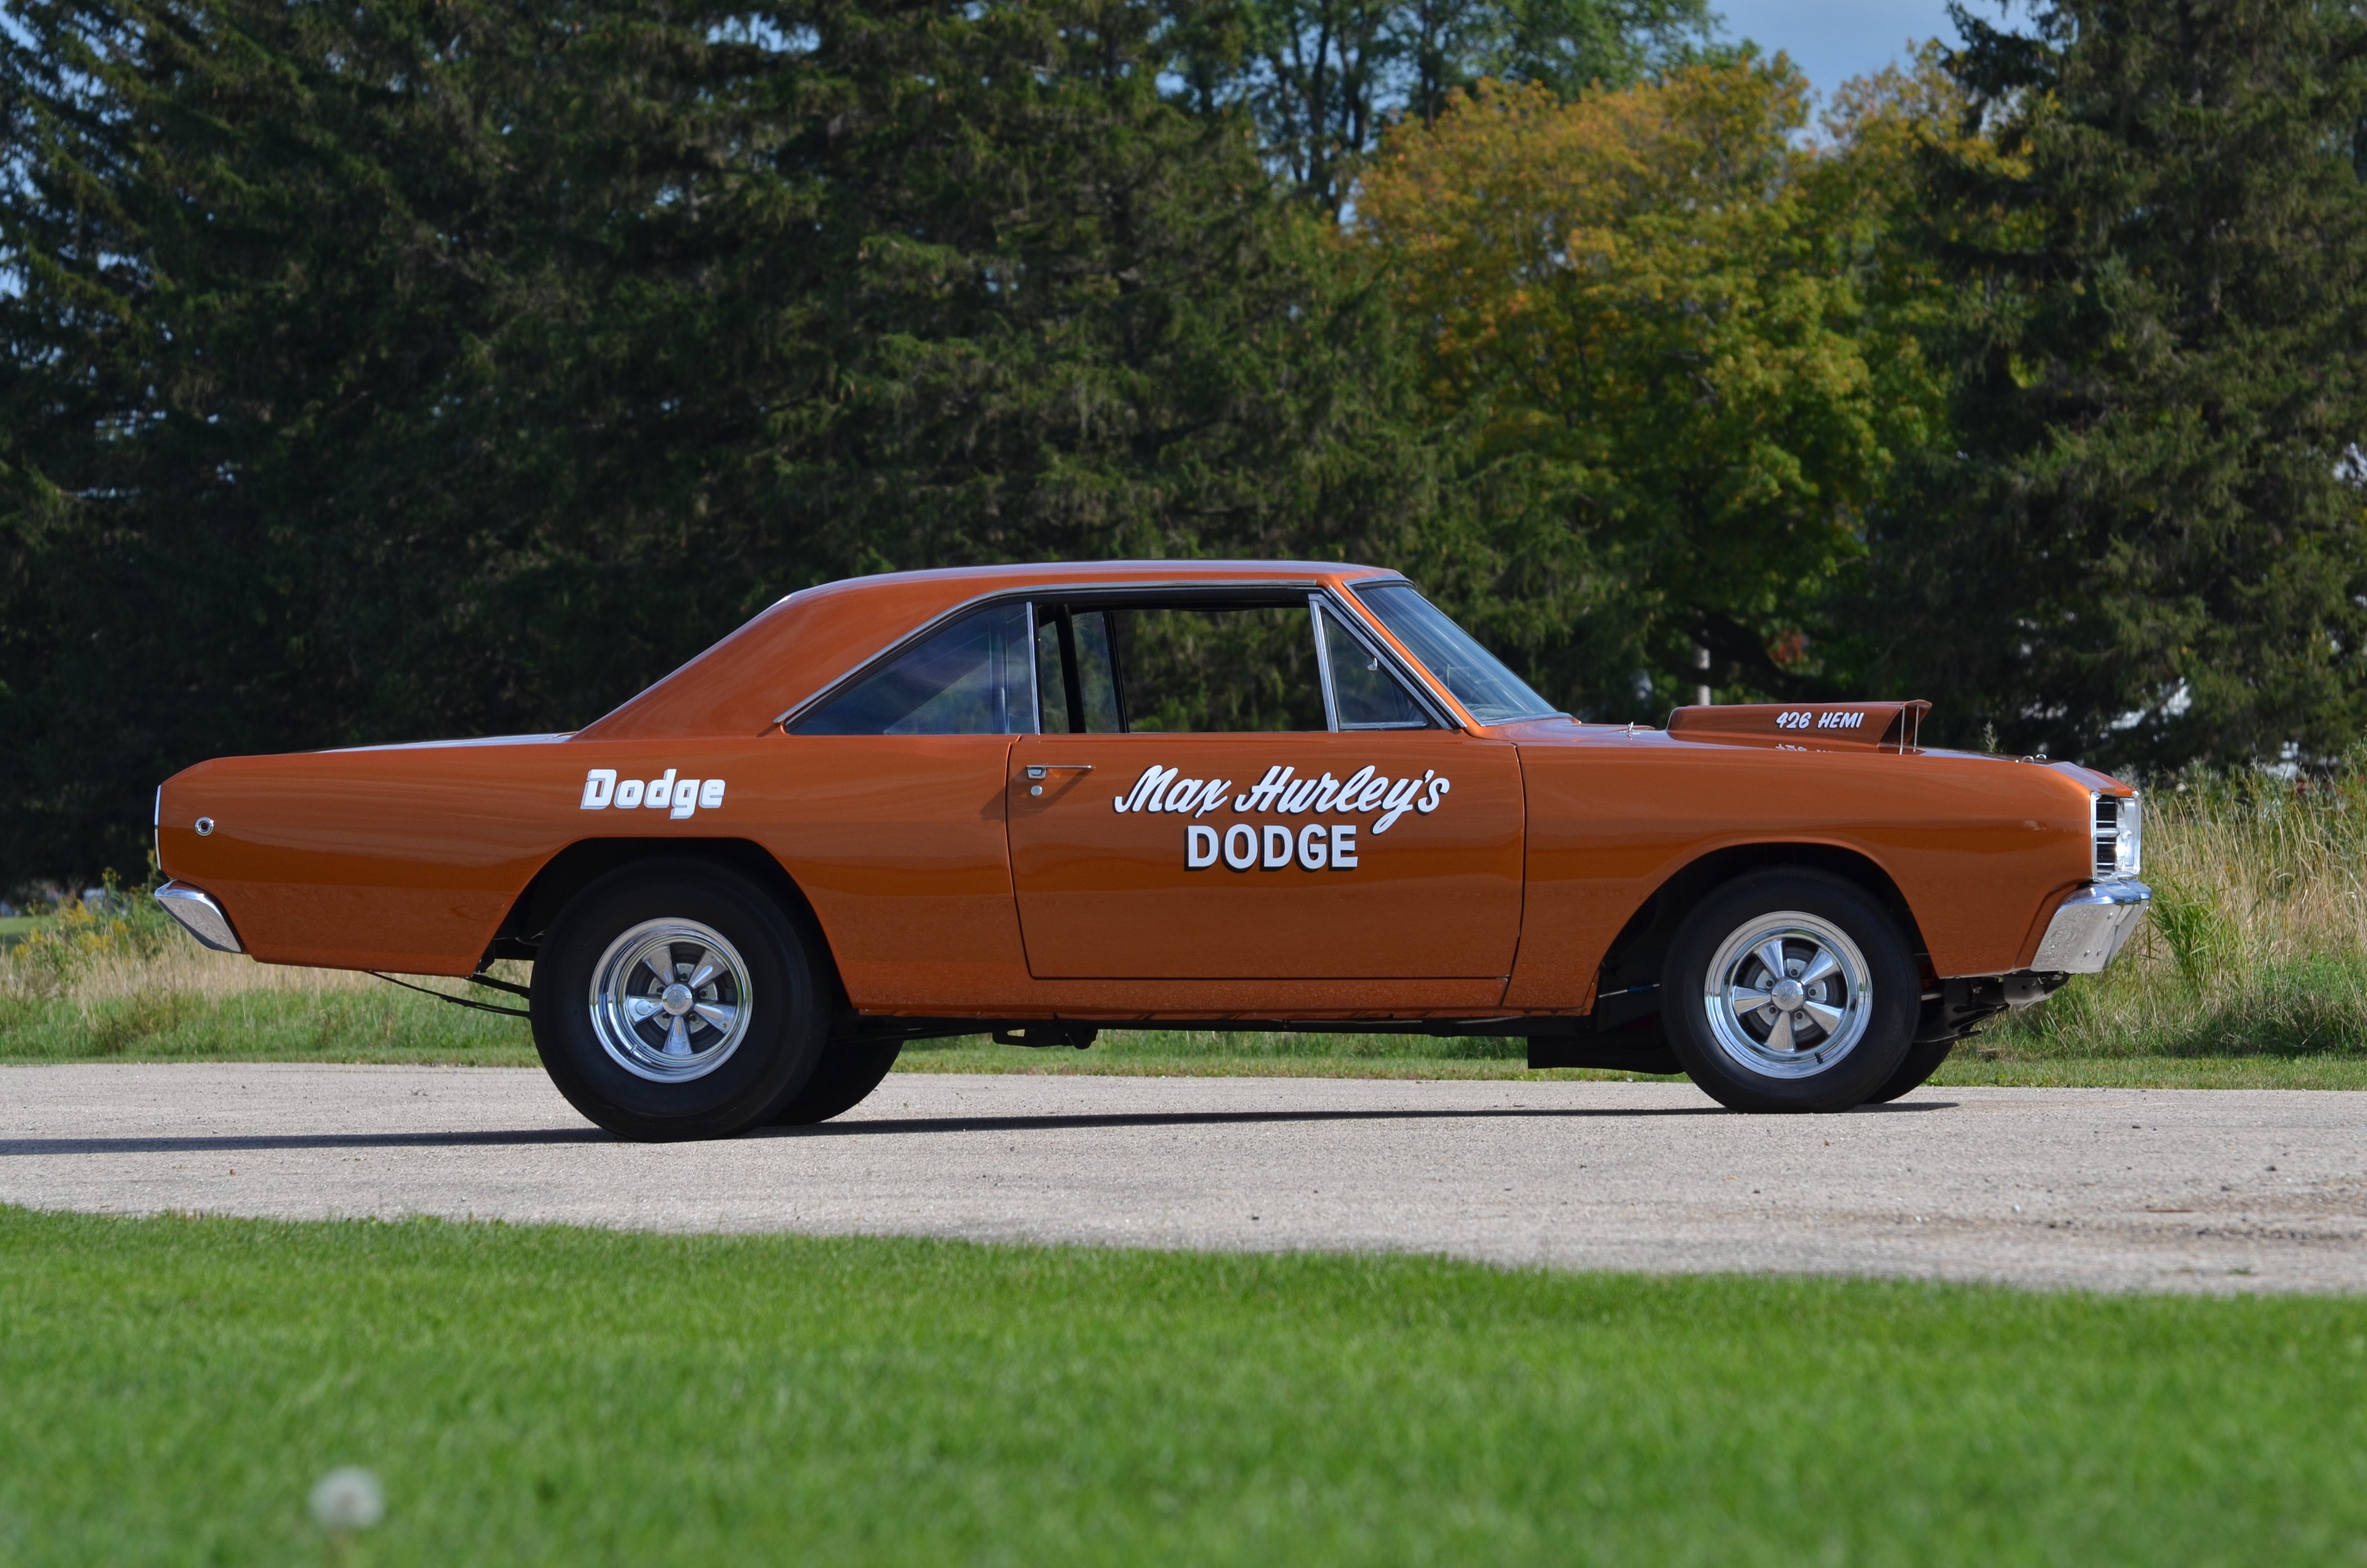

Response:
(152, 561), (2150, 1139)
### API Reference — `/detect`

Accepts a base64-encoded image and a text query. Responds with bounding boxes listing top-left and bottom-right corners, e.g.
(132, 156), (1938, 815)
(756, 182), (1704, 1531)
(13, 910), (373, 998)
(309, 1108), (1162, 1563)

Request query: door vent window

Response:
(1318, 604), (1431, 729)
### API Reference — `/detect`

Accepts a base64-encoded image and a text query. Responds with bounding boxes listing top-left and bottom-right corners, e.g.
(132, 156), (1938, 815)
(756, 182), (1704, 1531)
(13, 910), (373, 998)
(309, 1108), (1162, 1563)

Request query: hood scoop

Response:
(1666, 700), (1931, 754)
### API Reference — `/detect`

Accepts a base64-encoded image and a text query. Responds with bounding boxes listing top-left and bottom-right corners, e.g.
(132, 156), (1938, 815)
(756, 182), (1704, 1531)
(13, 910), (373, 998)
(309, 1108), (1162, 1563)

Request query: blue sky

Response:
(1712, 0), (1985, 96)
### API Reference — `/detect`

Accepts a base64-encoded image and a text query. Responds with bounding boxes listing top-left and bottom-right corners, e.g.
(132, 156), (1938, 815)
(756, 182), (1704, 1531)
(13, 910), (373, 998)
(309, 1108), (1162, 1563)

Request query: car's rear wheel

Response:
(531, 861), (826, 1141)
(1661, 871), (1918, 1113)
(772, 1040), (902, 1124)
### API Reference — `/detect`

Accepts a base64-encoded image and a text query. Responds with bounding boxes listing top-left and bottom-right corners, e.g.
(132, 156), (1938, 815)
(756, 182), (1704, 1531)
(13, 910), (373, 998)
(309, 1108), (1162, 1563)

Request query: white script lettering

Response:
(580, 766), (726, 818)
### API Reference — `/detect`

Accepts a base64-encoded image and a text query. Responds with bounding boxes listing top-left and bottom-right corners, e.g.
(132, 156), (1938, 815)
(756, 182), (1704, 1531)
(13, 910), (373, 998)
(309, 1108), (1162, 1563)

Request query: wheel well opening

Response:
(1596, 844), (1929, 1007)
(487, 839), (845, 1007)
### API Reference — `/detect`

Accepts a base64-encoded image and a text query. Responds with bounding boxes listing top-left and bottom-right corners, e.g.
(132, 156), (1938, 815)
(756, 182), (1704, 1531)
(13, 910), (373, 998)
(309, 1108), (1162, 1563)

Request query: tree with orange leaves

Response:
(1359, 60), (1944, 713)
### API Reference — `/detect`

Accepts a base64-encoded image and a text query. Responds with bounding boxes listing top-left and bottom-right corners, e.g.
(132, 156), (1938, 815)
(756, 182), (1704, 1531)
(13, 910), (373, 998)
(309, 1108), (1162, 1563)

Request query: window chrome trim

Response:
(772, 578), (1334, 732)
(1023, 599), (1043, 737)
(1309, 593), (1341, 732)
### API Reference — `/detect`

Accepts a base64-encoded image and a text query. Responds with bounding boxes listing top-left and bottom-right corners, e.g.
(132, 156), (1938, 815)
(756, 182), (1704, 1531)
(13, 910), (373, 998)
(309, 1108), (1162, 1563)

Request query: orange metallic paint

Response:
(1006, 733), (1523, 979)
(156, 561), (2129, 1026)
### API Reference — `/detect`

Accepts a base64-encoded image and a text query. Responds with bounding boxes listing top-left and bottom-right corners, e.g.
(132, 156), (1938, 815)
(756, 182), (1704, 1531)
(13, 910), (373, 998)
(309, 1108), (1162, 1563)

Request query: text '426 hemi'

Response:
(153, 562), (2148, 1140)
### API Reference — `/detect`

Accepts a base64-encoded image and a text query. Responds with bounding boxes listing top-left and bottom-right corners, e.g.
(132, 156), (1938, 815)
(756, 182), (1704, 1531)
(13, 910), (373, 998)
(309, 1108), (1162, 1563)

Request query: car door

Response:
(1006, 591), (1524, 979)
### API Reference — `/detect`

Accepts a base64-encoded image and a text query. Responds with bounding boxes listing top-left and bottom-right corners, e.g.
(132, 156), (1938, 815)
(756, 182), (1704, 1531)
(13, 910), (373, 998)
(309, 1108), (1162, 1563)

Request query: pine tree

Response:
(1867, 0), (2367, 766)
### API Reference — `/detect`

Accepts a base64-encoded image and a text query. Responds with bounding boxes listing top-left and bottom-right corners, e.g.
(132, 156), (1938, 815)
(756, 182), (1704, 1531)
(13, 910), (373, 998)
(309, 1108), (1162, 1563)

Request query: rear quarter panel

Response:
(159, 734), (1036, 996)
(1502, 727), (2096, 1009)
(160, 739), (799, 975)
(160, 741), (591, 973)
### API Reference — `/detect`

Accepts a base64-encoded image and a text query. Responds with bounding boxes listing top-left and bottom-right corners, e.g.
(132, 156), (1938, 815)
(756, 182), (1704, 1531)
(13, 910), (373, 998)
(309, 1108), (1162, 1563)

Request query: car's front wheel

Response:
(1863, 1038), (1953, 1104)
(531, 861), (827, 1141)
(772, 1041), (902, 1125)
(1661, 870), (1918, 1113)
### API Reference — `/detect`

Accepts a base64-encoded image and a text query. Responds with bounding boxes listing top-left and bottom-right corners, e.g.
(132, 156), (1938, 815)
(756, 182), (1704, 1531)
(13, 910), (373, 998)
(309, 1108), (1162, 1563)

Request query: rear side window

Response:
(793, 602), (1035, 735)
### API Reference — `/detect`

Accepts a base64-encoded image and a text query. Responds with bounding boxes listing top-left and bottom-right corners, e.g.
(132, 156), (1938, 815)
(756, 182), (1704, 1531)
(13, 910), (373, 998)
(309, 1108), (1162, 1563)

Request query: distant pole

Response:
(1694, 644), (1712, 707)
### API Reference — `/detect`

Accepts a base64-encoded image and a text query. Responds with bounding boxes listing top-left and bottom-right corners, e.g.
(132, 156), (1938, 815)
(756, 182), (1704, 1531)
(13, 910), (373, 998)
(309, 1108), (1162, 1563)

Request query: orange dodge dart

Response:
(152, 561), (2149, 1139)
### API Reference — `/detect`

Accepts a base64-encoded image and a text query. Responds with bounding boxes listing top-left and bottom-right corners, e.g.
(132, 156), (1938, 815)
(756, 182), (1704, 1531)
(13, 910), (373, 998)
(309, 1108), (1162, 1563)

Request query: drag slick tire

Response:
(531, 861), (828, 1141)
(772, 1040), (903, 1124)
(1661, 870), (1918, 1113)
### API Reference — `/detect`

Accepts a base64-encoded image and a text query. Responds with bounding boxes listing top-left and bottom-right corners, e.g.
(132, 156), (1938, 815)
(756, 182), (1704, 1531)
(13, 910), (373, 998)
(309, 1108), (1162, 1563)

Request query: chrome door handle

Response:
(1025, 764), (1094, 779)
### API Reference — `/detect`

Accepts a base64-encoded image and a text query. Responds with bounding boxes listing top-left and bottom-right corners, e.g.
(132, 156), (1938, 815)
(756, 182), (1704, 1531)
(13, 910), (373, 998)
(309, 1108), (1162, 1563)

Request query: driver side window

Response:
(1034, 598), (1331, 733)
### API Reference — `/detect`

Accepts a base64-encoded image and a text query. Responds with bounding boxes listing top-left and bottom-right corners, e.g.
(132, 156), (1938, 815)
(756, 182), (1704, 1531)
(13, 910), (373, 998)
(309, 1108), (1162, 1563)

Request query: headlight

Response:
(2093, 791), (2141, 880)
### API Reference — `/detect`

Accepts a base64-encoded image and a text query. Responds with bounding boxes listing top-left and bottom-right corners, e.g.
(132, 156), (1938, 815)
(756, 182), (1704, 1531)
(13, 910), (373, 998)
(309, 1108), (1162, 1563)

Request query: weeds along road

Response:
(3, 1065), (2364, 1294)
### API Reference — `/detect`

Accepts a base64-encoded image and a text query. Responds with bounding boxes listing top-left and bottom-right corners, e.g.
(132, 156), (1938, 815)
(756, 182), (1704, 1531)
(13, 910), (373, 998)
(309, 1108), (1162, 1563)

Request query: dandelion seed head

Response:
(309, 1467), (384, 1531)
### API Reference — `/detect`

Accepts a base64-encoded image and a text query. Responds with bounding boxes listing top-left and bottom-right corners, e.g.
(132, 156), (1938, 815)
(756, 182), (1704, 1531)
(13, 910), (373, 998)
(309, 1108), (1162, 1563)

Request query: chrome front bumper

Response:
(154, 881), (243, 954)
(2031, 880), (2151, 974)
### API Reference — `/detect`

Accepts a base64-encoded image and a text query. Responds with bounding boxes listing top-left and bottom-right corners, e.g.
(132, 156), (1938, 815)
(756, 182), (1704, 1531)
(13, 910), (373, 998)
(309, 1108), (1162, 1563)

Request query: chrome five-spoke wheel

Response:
(589, 919), (753, 1082)
(1701, 912), (1873, 1079)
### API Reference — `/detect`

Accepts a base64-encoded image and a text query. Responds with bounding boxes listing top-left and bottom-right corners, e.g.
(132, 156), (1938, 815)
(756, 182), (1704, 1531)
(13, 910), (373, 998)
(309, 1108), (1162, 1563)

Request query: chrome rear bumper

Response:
(154, 882), (243, 954)
(2031, 880), (2150, 974)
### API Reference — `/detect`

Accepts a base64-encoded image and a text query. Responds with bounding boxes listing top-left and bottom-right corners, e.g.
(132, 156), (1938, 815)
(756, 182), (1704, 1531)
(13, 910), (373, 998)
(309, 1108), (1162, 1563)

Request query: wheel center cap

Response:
(659, 982), (696, 1017)
(1770, 977), (1806, 1011)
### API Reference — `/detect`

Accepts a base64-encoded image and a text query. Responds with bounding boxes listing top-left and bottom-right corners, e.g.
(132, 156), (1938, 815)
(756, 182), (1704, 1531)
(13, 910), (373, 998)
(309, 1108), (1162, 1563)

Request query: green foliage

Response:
(0, 978), (535, 1062)
(8, 1207), (2367, 1562)
(1359, 64), (1945, 716)
(2148, 882), (2237, 990)
(0, 878), (174, 1006)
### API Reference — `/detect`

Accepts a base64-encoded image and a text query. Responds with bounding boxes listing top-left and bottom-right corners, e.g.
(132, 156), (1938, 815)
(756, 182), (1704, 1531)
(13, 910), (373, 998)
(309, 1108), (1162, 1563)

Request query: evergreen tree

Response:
(1212, 0), (1712, 212)
(1865, 0), (2367, 766)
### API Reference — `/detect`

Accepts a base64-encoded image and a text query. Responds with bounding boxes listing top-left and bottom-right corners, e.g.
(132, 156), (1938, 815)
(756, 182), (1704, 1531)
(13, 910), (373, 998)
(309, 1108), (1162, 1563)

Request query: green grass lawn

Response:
(3, 1208), (2365, 1567)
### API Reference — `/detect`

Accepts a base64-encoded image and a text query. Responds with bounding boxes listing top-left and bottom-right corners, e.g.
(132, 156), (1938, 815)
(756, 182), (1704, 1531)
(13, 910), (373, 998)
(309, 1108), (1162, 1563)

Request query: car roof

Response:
(574, 560), (1407, 741)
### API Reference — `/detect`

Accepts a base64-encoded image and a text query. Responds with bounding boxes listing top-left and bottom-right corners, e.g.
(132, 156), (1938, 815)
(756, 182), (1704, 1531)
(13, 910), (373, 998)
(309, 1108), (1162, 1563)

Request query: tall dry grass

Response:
(0, 887), (530, 1062)
(1972, 762), (2367, 1069)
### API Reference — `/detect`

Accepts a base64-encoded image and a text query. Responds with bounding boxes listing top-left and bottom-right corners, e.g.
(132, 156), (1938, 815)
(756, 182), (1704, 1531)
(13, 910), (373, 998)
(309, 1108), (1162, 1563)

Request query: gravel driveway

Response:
(4, 1064), (2363, 1293)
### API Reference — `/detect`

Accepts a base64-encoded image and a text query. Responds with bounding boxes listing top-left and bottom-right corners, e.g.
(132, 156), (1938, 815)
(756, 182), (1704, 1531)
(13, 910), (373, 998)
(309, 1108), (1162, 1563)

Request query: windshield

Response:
(1351, 583), (1558, 725)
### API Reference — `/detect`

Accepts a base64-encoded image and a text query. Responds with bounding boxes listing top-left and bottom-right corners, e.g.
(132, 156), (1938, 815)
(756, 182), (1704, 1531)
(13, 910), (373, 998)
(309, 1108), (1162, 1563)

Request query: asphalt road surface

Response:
(4, 1064), (2364, 1294)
